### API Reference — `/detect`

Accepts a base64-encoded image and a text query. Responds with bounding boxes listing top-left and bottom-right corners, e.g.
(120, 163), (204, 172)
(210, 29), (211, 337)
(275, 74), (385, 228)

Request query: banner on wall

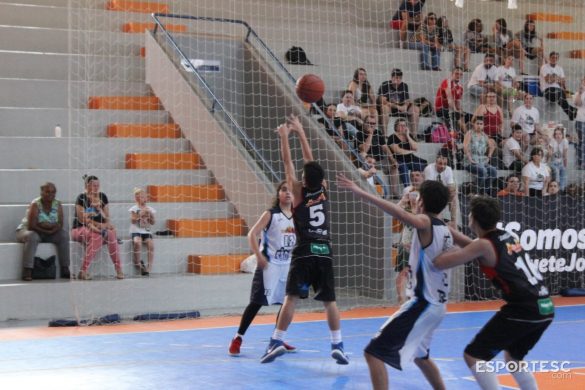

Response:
(461, 195), (585, 300)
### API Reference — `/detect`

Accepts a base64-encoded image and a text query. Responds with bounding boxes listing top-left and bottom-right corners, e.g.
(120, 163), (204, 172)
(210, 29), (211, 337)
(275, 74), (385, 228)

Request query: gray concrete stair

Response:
(0, 137), (192, 169)
(0, 108), (170, 137)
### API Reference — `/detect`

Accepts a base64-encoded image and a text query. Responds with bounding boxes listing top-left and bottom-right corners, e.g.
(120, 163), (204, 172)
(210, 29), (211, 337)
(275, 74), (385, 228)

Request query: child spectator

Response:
(497, 174), (524, 197)
(573, 77), (585, 169)
(129, 188), (156, 276)
(548, 125), (569, 191)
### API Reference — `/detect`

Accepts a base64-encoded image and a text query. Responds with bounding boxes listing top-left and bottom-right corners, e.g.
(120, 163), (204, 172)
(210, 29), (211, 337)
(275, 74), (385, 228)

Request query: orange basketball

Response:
(295, 74), (325, 103)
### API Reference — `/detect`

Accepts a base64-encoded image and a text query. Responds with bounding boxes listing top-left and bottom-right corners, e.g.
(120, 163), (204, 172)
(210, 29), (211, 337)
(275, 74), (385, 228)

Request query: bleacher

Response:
(0, 0), (583, 322)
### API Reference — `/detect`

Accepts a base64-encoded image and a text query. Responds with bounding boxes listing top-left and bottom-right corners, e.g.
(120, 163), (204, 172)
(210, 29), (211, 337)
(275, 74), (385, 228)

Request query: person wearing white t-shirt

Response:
(548, 126), (569, 191)
(495, 56), (520, 116)
(502, 125), (528, 172)
(129, 188), (156, 276)
(424, 151), (458, 228)
(521, 147), (550, 196)
(511, 93), (541, 148)
(539, 51), (576, 120)
(336, 90), (363, 138)
(468, 54), (498, 103)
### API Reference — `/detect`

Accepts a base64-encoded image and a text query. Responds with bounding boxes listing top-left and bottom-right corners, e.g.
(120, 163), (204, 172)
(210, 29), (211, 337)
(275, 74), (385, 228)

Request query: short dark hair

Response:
(530, 147), (543, 158)
(512, 124), (523, 132)
(341, 89), (353, 98)
(419, 180), (449, 214)
(303, 161), (325, 190)
(470, 196), (500, 230)
(391, 68), (403, 77)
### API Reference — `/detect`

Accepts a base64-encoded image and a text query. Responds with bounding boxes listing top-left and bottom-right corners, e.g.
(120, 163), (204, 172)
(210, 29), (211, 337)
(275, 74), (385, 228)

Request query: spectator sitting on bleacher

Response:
(336, 90), (363, 139)
(468, 53), (498, 104)
(522, 147), (550, 197)
(497, 174), (524, 197)
(16, 182), (70, 281)
(472, 91), (504, 145)
(347, 68), (377, 117)
(548, 125), (569, 191)
(565, 183), (583, 198)
(437, 16), (469, 71)
(573, 77), (585, 169)
(435, 67), (470, 135)
(515, 19), (544, 71)
(355, 114), (401, 198)
(540, 51), (577, 121)
(72, 175), (124, 280)
(392, 0), (426, 45)
(495, 55), (521, 117)
(416, 12), (442, 71)
(387, 118), (428, 187)
(492, 18), (525, 75)
(464, 18), (491, 54)
(463, 116), (497, 195)
(318, 103), (347, 150)
(356, 154), (379, 189)
(424, 150), (458, 228)
(511, 93), (541, 151)
(545, 180), (560, 197)
(377, 68), (420, 139)
(502, 124), (529, 173)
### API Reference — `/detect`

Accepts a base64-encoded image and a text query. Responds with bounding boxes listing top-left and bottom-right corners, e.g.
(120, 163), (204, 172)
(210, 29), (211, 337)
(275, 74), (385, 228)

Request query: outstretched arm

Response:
(278, 123), (303, 203)
(434, 238), (496, 270)
(288, 114), (314, 162)
(336, 173), (430, 230)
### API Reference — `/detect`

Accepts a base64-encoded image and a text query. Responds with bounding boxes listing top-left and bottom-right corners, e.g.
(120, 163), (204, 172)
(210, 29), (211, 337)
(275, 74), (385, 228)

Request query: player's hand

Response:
(257, 255), (269, 270)
(336, 173), (359, 192)
(287, 114), (303, 133)
(276, 123), (291, 137)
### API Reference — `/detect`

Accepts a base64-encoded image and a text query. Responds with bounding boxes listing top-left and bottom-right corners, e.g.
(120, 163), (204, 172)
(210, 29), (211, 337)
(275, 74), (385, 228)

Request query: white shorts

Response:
(365, 297), (446, 370)
(263, 262), (290, 305)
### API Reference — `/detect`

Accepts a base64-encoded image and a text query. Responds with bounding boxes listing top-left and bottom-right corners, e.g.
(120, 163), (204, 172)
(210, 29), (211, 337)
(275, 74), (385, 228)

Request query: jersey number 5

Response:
(309, 204), (325, 227)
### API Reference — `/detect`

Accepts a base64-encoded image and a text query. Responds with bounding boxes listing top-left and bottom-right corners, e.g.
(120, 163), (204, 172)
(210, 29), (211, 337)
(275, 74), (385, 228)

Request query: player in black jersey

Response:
(435, 196), (554, 390)
(261, 115), (349, 365)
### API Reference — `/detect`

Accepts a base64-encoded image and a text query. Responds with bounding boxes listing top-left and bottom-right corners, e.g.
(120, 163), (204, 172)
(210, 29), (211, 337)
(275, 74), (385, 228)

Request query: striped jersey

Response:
(406, 217), (454, 305)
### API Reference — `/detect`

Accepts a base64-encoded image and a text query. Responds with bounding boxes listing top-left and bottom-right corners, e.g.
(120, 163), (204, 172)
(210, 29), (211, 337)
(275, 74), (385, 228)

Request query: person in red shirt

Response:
(435, 67), (471, 135)
(496, 174), (525, 197)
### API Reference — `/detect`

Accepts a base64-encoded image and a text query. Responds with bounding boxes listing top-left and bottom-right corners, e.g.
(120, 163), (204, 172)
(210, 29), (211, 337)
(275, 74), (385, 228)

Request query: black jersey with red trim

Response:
(293, 186), (331, 246)
(481, 229), (554, 320)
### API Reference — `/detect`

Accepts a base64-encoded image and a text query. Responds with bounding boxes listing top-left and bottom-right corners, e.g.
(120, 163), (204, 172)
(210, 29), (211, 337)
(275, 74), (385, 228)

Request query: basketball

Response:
(295, 74), (325, 103)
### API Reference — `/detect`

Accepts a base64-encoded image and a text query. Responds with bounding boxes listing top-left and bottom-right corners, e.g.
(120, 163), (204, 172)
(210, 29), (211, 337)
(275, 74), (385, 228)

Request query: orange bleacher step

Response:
(526, 13), (573, 23)
(107, 123), (180, 138)
(125, 153), (202, 169)
(187, 254), (250, 274)
(107, 0), (169, 13)
(88, 96), (161, 110)
(391, 247), (399, 268)
(147, 184), (224, 202)
(569, 50), (585, 58)
(140, 47), (146, 57)
(167, 218), (247, 238)
(122, 22), (187, 33)
(547, 32), (585, 40)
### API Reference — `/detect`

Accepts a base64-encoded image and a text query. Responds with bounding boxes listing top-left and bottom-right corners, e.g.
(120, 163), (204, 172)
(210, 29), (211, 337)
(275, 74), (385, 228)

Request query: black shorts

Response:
(286, 244), (336, 302)
(465, 309), (553, 361)
(131, 233), (153, 241)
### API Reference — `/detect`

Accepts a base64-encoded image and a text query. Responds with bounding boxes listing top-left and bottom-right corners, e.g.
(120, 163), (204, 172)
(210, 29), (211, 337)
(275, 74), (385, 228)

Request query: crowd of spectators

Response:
(314, 8), (584, 201)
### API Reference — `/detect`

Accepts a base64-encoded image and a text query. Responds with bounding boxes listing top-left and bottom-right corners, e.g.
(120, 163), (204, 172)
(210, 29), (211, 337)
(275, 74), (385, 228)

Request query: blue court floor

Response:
(0, 305), (583, 389)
